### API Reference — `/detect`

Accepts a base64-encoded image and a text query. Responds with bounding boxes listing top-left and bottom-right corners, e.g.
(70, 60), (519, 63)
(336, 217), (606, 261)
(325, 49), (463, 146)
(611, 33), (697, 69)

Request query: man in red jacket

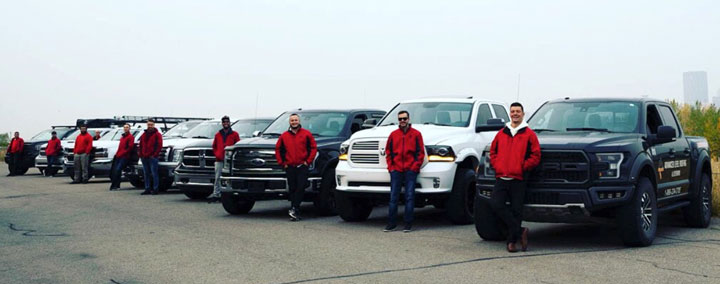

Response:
(110, 124), (135, 190)
(6, 132), (24, 176)
(72, 126), (94, 184)
(384, 111), (425, 233)
(208, 116), (241, 202)
(489, 102), (541, 252)
(139, 119), (163, 195)
(45, 131), (62, 177)
(275, 114), (317, 221)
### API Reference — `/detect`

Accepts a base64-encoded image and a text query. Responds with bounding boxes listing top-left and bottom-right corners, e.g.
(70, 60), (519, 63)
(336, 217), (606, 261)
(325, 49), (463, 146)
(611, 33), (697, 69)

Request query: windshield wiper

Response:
(533, 128), (557, 132)
(191, 136), (210, 139)
(566, 127), (612, 133)
(424, 122), (451, 126)
(262, 133), (282, 136)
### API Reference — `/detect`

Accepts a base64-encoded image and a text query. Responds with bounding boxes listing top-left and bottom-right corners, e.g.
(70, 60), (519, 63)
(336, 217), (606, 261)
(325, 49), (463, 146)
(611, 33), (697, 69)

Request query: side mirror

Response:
(361, 118), (378, 129)
(476, 118), (505, 132)
(252, 131), (262, 137)
(654, 125), (676, 143)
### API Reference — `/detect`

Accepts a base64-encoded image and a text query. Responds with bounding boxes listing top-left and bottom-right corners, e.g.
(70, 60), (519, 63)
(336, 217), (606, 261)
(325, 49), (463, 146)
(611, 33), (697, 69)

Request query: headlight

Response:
(95, 148), (109, 158)
(339, 143), (349, 161)
(482, 151), (495, 177)
(224, 150), (233, 164)
(426, 145), (455, 162)
(171, 149), (183, 162)
(596, 153), (624, 179)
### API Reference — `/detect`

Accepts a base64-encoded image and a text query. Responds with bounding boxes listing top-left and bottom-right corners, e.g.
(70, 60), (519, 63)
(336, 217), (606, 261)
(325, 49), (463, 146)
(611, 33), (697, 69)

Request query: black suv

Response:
(219, 109), (386, 215)
(475, 98), (713, 247)
(6, 126), (75, 175)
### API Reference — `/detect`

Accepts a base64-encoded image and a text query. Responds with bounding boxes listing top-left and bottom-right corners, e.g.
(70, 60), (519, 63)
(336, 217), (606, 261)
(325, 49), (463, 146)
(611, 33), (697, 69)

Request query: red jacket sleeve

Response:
(305, 133), (317, 165)
(212, 133), (219, 153)
(85, 136), (93, 154)
(522, 130), (541, 172)
(489, 132), (500, 171)
(153, 133), (163, 157)
(19, 139), (24, 152)
(275, 135), (286, 167)
(385, 135), (393, 171)
(231, 132), (241, 145)
(411, 132), (425, 173)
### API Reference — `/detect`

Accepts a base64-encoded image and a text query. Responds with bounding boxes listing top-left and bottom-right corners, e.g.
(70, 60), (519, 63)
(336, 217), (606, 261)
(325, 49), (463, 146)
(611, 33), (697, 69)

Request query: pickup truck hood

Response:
(537, 132), (641, 151)
(164, 138), (213, 150)
(347, 124), (470, 145)
(228, 136), (345, 149)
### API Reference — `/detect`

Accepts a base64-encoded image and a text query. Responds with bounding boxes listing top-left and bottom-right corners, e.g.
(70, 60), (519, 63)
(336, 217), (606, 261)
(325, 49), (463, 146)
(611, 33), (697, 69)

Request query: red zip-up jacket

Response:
(489, 124), (541, 180)
(275, 127), (317, 167)
(385, 125), (425, 173)
(74, 132), (93, 154)
(46, 137), (62, 156)
(213, 128), (241, 162)
(8, 138), (24, 154)
(139, 128), (163, 158)
(115, 132), (135, 159)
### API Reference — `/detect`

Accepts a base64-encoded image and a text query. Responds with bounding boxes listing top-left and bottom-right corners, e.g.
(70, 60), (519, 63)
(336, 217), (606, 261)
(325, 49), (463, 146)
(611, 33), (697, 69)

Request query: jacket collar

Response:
(502, 121), (529, 137)
(398, 124), (413, 133)
(287, 125), (303, 134)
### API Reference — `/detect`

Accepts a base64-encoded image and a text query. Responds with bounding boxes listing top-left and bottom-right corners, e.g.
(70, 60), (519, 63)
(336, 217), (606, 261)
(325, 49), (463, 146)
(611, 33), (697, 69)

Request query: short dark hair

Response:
(147, 118), (155, 123)
(289, 113), (299, 118)
(221, 116), (230, 122)
(398, 110), (410, 117)
(510, 102), (524, 112)
(14, 131), (19, 134)
(51, 131), (57, 135)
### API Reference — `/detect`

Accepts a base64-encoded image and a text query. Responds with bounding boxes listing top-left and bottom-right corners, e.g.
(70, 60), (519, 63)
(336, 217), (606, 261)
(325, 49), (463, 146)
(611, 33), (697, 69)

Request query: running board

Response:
(657, 201), (691, 214)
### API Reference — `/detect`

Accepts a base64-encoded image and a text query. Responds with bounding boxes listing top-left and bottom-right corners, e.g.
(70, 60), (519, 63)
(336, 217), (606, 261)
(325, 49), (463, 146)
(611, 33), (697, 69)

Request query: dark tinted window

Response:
(658, 105), (681, 137)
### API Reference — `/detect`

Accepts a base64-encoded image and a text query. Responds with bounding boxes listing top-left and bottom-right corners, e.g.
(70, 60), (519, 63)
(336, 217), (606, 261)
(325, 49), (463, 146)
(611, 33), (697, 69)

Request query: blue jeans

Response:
(141, 157), (159, 192)
(46, 155), (57, 176)
(388, 170), (418, 225)
(110, 158), (127, 188)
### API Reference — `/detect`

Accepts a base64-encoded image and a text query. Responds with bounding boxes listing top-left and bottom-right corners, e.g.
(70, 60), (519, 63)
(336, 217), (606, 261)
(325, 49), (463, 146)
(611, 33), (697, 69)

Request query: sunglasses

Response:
(398, 117), (409, 121)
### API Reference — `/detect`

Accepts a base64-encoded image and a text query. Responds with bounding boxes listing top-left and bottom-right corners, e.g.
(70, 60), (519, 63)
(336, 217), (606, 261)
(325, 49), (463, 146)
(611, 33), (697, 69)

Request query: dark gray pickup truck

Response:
(475, 98), (713, 247)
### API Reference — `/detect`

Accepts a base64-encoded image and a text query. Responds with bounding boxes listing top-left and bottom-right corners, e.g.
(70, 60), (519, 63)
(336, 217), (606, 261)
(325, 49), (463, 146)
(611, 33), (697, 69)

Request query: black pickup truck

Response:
(219, 109), (386, 215)
(475, 98), (713, 247)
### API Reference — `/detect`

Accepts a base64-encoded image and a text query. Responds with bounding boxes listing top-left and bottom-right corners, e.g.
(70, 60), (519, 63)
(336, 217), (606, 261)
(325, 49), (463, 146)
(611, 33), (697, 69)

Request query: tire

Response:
(683, 173), (712, 228)
(336, 190), (372, 222)
(445, 168), (476, 225)
(220, 193), (255, 215)
(184, 191), (211, 200)
(45, 168), (59, 176)
(15, 166), (29, 176)
(313, 169), (338, 216)
(69, 173), (76, 181)
(616, 177), (657, 247)
(38, 168), (45, 175)
(128, 176), (144, 189)
(473, 194), (508, 241)
(159, 179), (173, 192)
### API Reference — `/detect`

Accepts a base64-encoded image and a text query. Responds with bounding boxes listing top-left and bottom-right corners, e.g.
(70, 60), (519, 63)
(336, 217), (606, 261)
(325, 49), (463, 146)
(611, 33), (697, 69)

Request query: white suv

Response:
(335, 97), (508, 224)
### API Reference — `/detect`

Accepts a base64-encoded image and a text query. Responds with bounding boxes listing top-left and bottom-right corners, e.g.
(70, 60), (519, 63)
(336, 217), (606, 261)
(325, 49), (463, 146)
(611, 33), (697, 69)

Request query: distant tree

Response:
(0, 133), (8, 147)
(670, 100), (720, 158)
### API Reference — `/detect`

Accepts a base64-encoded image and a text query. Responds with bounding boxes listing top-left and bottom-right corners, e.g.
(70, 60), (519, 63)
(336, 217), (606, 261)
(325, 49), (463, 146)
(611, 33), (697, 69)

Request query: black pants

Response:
(489, 179), (526, 243)
(8, 153), (21, 175)
(285, 165), (309, 210)
(110, 158), (127, 188)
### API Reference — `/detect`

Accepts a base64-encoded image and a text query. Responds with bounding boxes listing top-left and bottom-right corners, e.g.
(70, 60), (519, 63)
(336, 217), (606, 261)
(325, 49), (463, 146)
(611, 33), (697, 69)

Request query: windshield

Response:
(529, 101), (640, 133)
(233, 120), (273, 138)
(99, 128), (143, 141)
(30, 129), (73, 142)
(263, 112), (348, 137)
(379, 102), (473, 127)
(164, 121), (202, 138)
(65, 129), (107, 140)
(182, 121), (222, 139)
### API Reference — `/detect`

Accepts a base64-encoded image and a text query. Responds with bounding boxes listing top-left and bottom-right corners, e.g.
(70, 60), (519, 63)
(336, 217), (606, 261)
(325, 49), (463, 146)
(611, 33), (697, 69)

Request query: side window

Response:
(350, 114), (368, 134)
(658, 106), (681, 137)
(646, 105), (662, 135)
(492, 104), (510, 123)
(475, 104), (493, 127)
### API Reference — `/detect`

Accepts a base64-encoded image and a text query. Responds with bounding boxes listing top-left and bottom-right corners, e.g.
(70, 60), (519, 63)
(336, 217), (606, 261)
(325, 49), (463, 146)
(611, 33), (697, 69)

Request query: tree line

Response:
(670, 100), (720, 158)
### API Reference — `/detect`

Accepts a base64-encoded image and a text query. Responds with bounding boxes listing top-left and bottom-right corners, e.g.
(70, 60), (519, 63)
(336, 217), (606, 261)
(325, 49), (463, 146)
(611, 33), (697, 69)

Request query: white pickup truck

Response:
(334, 97), (508, 224)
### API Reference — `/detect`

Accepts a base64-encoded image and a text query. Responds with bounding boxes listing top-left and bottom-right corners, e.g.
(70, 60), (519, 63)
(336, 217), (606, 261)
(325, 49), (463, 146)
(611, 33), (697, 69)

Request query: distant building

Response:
(713, 88), (720, 106)
(683, 71), (708, 104)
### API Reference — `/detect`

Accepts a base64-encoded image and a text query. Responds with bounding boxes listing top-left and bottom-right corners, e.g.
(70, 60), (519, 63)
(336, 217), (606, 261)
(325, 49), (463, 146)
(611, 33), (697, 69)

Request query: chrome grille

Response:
(352, 140), (379, 150)
(350, 154), (380, 164)
(232, 148), (282, 174)
(158, 147), (169, 161)
(182, 148), (215, 168)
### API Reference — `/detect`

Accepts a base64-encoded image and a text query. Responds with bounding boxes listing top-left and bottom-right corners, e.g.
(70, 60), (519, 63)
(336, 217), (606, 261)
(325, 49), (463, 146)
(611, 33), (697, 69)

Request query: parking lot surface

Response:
(1, 167), (719, 284)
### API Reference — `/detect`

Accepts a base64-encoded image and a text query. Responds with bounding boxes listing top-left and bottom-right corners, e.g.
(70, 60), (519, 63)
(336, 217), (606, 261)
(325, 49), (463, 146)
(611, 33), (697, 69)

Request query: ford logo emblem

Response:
(250, 158), (266, 167)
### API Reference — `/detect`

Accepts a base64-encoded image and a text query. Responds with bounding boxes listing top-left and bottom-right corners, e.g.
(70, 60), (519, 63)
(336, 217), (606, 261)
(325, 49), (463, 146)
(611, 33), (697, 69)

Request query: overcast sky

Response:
(1, 0), (718, 138)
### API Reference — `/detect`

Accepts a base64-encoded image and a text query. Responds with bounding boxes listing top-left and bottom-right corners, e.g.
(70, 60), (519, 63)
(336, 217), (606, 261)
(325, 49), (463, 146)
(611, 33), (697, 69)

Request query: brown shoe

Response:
(507, 242), (519, 253)
(521, 227), (529, 251)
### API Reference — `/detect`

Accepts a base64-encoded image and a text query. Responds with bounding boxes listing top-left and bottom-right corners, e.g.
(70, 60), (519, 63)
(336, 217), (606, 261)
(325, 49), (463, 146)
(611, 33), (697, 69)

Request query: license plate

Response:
(248, 181), (265, 192)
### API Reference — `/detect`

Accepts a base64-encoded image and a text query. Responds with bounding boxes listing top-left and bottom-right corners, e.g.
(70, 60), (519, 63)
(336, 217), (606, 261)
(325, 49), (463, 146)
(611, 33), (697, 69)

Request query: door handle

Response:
(684, 148), (690, 154)
(668, 148), (676, 157)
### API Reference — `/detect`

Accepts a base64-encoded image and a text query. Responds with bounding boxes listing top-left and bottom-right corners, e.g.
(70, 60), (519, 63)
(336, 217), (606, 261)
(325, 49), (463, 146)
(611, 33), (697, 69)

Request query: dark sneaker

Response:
(140, 191), (151, 195)
(82, 180), (88, 184)
(383, 224), (397, 232)
(151, 191), (158, 195)
(207, 197), (220, 204)
(403, 224), (412, 233)
(289, 208), (300, 221)
(70, 181), (80, 184)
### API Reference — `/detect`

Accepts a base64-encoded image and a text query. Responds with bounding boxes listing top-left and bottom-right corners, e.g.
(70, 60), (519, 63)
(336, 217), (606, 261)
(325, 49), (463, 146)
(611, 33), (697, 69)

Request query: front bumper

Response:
(134, 160), (179, 179)
(34, 156), (64, 169)
(175, 172), (215, 193)
(335, 161), (457, 194)
(219, 175), (322, 200)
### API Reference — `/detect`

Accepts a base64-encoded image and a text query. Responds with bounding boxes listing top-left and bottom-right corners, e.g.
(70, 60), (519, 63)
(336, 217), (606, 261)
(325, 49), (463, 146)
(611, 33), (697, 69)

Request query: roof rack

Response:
(75, 116), (211, 131)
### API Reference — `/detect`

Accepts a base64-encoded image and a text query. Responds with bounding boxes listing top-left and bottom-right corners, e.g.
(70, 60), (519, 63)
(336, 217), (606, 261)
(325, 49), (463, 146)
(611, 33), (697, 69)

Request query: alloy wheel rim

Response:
(701, 183), (710, 213)
(640, 192), (653, 232)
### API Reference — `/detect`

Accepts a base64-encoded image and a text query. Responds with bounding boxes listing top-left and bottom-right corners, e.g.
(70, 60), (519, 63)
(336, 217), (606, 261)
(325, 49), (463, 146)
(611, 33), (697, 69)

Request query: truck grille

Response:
(352, 140), (379, 150)
(64, 148), (74, 161)
(231, 148), (283, 174)
(529, 151), (589, 184)
(182, 148), (215, 168)
(158, 147), (169, 161)
(350, 154), (380, 164)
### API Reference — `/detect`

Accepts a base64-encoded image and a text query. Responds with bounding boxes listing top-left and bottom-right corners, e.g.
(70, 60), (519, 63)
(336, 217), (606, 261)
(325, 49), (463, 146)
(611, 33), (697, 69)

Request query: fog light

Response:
(433, 178), (440, 188)
(221, 180), (227, 187)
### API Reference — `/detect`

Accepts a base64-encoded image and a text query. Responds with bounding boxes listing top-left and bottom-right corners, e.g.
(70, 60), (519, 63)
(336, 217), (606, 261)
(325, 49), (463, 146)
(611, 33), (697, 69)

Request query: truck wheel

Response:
(38, 168), (45, 175)
(616, 177), (657, 247)
(184, 191), (211, 200)
(221, 193), (255, 215)
(159, 179), (173, 192)
(15, 166), (29, 176)
(313, 169), (337, 216)
(473, 194), (508, 241)
(445, 168), (476, 225)
(45, 168), (59, 176)
(128, 176), (144, 189)
(336, 190), (372, 222)
(683, 173), (712, 228)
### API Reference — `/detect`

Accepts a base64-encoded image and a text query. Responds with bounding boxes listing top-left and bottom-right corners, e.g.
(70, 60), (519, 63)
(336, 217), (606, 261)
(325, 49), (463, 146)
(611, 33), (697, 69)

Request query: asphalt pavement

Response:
(1, 167), (719, 284)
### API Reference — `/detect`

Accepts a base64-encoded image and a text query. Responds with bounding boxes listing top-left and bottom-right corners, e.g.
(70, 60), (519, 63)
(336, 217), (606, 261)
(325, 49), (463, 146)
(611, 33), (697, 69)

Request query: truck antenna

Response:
(254, 93), (259, 121)
(516, 73), (521, 102)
